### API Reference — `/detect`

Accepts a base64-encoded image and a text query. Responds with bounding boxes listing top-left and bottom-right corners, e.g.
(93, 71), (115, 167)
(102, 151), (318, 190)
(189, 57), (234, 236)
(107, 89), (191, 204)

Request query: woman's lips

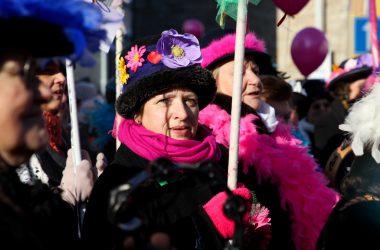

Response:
(170, 126), (191, 136)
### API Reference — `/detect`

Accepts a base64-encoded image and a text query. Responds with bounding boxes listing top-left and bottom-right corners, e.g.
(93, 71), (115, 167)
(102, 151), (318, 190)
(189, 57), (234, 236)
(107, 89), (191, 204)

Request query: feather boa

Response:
(199, 104), (339, 250)
(339, 83), (380, 163)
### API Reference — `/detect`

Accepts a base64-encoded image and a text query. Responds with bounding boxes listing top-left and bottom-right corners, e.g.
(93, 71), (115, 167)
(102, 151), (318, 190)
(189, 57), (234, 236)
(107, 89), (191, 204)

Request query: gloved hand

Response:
(60, 149), (107, 205)
(203, 187), (253, 239)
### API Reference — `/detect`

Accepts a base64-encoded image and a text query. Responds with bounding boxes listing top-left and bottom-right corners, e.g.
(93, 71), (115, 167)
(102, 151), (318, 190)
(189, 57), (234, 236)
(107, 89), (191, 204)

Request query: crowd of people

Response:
(1, 0), (380, 250)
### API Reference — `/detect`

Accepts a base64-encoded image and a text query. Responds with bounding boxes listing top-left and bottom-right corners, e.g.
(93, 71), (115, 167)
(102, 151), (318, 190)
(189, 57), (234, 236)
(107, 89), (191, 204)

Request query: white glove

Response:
(60, 149), (95, 205)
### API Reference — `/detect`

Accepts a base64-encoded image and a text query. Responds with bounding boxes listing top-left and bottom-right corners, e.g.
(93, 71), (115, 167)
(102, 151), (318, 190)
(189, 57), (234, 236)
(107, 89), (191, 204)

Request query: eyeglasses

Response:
(0, 57), (45, 87)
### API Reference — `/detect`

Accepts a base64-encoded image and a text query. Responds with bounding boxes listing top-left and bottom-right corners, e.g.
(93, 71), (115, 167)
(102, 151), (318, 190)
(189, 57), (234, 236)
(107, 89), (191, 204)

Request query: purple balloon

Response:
(273, 0), (310, 16)
(291, 27), (329, 76)
(182, 19), (205, 39)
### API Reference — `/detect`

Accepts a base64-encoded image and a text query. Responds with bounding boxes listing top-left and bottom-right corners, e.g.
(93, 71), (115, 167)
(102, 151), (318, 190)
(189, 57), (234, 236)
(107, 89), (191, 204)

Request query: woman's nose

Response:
(53, 72), (66, 85)
(172, 101), (189, 120)
(243, 69), (261, 91)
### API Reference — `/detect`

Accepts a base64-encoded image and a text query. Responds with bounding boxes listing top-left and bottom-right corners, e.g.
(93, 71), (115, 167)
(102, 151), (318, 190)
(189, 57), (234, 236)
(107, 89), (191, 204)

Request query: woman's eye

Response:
(252, 67), (259, 75)
(158, 98), (171, 105)
(186, 98), (198, 107)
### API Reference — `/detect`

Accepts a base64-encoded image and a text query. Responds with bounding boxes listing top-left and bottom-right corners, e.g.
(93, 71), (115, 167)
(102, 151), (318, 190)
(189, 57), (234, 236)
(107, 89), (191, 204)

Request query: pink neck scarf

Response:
(114, 118), (221, 164)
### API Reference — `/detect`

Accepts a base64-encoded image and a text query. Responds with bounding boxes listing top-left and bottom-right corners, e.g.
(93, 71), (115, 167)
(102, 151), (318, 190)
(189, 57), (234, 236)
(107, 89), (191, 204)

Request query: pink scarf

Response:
(114, 118), (221, 164)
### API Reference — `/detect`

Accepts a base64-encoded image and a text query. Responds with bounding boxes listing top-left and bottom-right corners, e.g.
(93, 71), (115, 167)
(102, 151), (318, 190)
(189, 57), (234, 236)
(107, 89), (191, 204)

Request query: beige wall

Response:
(276, 0), (375, 80)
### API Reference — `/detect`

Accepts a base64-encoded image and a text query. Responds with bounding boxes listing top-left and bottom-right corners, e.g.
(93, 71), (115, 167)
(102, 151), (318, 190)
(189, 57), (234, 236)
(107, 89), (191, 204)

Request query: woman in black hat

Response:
(82, 29), (263, 250)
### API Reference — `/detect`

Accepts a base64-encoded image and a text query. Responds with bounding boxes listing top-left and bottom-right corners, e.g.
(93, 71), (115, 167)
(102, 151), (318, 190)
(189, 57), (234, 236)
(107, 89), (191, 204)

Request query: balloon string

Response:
(277, 13), (287, 26)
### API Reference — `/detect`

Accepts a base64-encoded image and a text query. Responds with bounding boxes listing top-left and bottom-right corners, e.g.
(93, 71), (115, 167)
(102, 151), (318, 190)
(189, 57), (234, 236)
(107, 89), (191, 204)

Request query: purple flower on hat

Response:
(156, 29), (202, 68)
(356, 53), (372, 68)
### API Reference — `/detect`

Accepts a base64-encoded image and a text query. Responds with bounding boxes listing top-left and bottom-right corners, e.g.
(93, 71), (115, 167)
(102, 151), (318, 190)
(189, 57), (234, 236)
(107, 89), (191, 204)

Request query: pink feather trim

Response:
(199, 104), (340, 250)
(201, 32), (266, 68)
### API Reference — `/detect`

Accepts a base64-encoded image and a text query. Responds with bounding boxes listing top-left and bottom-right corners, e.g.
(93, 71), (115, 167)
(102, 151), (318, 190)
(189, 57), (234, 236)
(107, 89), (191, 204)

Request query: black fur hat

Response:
(116, 29), (216, 119)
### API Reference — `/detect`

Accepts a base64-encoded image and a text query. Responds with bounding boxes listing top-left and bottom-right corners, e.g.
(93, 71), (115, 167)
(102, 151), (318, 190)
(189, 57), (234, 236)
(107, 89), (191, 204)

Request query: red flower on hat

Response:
(125, 44), (146, 72)
(147, 51), (161, 64)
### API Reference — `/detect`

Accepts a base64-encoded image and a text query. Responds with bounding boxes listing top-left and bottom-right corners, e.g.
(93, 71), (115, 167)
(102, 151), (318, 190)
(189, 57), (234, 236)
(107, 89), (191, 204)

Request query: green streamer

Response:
(215, 0), (261, 28)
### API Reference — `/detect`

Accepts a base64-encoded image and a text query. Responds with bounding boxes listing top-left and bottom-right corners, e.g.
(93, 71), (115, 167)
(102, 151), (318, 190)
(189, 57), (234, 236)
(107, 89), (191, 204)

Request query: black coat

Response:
(82, 143), (226, 250)
(0, 166), (77, 250)
(213, 94), (296, 250)
(317, 153), (380, 250)
(314, 98), (349, 168)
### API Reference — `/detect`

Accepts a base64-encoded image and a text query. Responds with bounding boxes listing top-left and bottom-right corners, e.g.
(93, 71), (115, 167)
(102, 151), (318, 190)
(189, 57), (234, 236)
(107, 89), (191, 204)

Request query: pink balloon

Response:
(182, 19), (205, 39)
(291, 27), (329, 76)
(273, 0), (310, 16)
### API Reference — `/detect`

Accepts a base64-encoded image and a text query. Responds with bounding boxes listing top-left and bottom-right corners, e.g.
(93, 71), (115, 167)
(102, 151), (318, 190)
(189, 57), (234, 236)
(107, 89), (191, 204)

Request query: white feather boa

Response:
(339, 83), (380, 162)
(199, 104), (339, 250)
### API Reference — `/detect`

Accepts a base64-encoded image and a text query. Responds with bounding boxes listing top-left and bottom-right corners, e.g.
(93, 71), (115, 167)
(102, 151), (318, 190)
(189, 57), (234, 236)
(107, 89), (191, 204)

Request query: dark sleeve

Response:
(317, 201), (380, 250)
(81, 164), (140, 250)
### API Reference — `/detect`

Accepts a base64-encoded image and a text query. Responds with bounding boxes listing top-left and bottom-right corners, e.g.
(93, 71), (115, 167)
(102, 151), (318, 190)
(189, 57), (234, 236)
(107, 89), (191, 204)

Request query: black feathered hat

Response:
(116, 29), (216, 119)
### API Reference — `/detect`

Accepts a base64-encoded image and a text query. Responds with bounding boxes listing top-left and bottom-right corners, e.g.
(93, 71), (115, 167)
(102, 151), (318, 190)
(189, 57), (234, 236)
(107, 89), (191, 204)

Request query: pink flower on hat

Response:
(125, 44), (146, 72)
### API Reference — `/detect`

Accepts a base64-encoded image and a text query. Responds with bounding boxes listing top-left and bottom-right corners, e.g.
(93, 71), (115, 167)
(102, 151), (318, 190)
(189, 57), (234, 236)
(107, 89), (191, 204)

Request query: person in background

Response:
(200, 28), (338, 250)
(0, 0), (105, 249)
(88, 78), (117, 163)
(317, 83), (380, 250)
(16, 59), (107, 206)
(297, 79), (333, 161)
(314, 54), (373, 168)
(260, 75), (293, 122)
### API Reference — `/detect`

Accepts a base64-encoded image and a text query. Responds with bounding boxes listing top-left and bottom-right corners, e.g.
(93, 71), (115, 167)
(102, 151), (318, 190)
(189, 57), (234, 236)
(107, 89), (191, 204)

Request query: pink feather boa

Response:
(199, 104), (339, 250)
(201, 32), (266, 68)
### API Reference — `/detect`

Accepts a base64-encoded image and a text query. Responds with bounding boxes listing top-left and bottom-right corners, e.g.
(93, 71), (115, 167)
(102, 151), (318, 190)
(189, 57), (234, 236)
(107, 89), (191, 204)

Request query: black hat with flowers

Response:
(116, 29), (216, 119)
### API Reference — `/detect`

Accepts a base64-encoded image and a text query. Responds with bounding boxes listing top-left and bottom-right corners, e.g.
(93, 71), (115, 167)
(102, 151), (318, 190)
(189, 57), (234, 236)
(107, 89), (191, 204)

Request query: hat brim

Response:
(328, 66), (372, 90)
(0, 18), (74, 58)
(206, 49), (277, 75)
(116, 66), (216, 119)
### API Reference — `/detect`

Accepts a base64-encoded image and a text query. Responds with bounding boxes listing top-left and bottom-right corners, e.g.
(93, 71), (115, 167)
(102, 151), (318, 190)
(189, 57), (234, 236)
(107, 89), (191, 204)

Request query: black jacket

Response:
(314, 98), (349, 168)
(82, 143), (226, 250)
(0, 166), (77, 250)
(317, 154), (380, 250)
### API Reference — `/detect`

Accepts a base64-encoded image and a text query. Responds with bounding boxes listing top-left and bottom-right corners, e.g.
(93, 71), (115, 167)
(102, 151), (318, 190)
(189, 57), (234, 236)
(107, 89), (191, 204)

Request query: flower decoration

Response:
(125, 44), (146, 72)
(118, 57), (129, 85)
(147, 51), (162, 64)
(249, 203), (271, 229)
(156, 29), (202, 69)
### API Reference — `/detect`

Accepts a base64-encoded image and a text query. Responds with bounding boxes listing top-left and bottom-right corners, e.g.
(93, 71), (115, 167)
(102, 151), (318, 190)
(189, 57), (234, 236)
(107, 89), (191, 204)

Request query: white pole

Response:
(115, 27), (123, 149)
(315, 0), (325, 31)
(65, 59), (82, 173)
(100, 51), (108, 96)
(227, 0), (248, 190)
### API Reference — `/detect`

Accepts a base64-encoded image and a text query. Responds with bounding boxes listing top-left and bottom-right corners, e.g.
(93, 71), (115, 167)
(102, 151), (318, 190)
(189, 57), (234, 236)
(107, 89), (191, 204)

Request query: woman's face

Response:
(37, 61), (66, 114)
(215, 58), (263, 110)
(135, 88), (199, 140)
(307, 98), (330, 125)
(0, 57), (51, 165)
(348, 78), (366, 101)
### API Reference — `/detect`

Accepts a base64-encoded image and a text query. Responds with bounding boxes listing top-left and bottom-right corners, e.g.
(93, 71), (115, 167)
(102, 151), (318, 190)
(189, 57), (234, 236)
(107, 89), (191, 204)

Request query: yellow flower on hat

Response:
(118, 57), (129, 85)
